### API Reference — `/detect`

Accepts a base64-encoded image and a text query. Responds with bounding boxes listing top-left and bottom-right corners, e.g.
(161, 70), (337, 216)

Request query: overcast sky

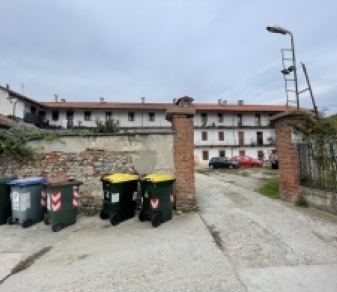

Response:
(0, 0), (336, 114)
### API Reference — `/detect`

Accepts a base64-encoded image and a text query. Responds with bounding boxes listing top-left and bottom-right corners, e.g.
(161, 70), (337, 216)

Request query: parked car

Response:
(231, 156), (263, 167)
(269, 154), (279, 169)
(209, 157), (240, 169)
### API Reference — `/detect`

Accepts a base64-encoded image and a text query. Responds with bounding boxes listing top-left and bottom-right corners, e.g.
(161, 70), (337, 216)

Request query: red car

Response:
(231, 156), (263, 167)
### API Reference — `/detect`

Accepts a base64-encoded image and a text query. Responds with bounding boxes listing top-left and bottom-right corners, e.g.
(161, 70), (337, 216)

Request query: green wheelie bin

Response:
(139, 174), (175, 228)
(8, 177), (47, 228)
(42, 180), (83, 232)
(0, 177), (16, 225)
(100, 173), (139, 226)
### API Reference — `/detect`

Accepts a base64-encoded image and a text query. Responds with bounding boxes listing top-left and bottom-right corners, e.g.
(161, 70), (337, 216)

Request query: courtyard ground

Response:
(0, 168), (337, 291)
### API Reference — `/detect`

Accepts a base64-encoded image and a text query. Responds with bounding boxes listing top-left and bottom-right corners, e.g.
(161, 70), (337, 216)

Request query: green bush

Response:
(295, 196), (309, 208)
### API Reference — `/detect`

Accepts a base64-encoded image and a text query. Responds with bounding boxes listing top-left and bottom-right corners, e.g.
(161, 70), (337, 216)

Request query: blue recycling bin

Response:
(8, 177), (47, 228)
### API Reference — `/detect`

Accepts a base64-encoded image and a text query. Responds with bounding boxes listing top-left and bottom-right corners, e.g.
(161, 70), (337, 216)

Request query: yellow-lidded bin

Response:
(139, 173), (175, 228)
(100, 173), (139, 226)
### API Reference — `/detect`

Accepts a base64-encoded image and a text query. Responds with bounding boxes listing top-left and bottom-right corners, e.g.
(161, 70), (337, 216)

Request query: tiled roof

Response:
(0, 85), (302, 112)
(0, 113), (14, 123)
(0, 113), (16, 128)
(193, 104), (298, 112)
(41, 101), (297, 112)
(0, 85), (46, 108)
(41, 102), (177, 110)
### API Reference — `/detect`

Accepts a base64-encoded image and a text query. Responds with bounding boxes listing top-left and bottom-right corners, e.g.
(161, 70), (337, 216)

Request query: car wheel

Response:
(209, 164), (214, 169)
(252, 164), (257, 168)
(229, 165), (233, 169)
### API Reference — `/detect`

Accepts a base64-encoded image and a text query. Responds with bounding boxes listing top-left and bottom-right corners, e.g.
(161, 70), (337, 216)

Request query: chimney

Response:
(60, 98), (65, 102)
(238, 100), (244, 106)
(6, 84), (10, 90)
(141, 97), (145, 103)
(218, 99), (222, 105)
(222, 100), (227, 106)
(54, 94), (58, 102)
(173, 98), (177, 104)
(100, 97), (104, 103)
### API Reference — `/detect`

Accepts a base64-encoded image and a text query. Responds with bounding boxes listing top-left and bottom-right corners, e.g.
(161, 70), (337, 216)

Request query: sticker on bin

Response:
(19, 192), (31, 211)
(170, 194), (174, 204)
(132, 192), (138, 201)
(150, 198), (159, 210)
(104, 191), (109, 200)
(47, 193), (51, 211)
(51, 191), (61, 212)
(41, 189), (47, 207)
(12, 191), (20, 211)
(73, 188), (80, 208)
(111, 193), (119, 203)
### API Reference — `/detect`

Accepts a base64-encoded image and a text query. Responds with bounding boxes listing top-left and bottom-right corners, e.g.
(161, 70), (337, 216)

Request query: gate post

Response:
(166, 97), (196, 210)
(270, 112), (307, 202)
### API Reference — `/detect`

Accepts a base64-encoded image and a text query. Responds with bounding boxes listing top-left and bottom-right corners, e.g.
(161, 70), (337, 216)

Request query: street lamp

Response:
(266, 24), (300, 111)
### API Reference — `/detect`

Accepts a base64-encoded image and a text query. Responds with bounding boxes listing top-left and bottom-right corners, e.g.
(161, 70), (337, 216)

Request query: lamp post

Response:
(267, 25), (300, 111)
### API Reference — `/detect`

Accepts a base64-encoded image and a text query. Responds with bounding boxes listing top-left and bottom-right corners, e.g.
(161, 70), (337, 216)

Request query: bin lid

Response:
(142, 174), (175, 183)
(0, 177), (16, 184)
(9, 177), (47, 186)
(102, 173), (139, 183)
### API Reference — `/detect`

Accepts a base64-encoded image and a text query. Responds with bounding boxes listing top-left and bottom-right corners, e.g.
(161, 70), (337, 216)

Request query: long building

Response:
(0, 85), (298, 164)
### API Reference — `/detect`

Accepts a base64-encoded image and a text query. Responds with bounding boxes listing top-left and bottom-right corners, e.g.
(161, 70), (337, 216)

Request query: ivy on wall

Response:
(0, 118), (120, 160)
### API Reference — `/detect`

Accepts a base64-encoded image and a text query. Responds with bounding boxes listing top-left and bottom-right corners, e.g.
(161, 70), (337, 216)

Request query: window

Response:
(218, 132), (224, 141)
(149, 112), (155, 121)
(106, 112), (112, 121)
(66, 111), (74, 120)
(52, 111), (59, 121)
(237, 114), (242, 127)
(84, 111), (91, 121)
(256, 131), (263, 145)
(219, 150), (225, 157)
(38, 111), (46, 118)
(239, 150), (246, 156)
(128, 112), (135, 122)
(201, 113), (207, 123)
(31, 106), (36, 114)
(218, 113), (223, 123)
(238, 132), (244, 146)
(255, 114), (261, 126)
(201, 131), (208, 141)
(202, 151), (209, 161)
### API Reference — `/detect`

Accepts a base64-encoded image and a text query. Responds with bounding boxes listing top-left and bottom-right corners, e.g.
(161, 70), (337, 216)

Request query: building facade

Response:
(0, 85), (297, 164)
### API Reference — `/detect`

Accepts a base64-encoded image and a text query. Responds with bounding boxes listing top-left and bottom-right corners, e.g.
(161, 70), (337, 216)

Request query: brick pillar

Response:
(270, 112), (306, 202)
(166, 107), (196, 210)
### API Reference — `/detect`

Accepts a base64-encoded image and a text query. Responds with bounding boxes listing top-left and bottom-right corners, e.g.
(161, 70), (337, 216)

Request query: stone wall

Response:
(300, 186), (337, 215)
(0, 133), (174, 213)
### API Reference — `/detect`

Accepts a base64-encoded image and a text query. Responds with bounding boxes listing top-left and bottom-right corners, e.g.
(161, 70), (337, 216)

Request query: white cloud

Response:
(0, 0), (336, 115)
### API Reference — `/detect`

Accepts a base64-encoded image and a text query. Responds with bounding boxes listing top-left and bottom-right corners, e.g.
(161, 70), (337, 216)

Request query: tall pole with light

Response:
(266, 25), (300, 111)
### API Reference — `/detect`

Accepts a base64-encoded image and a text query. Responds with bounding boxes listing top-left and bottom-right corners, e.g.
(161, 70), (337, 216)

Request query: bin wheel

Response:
(110, 213), (121, 226)
(151, 213), (163, 228)
(52, 222), (63, 232)
(138, 211), (146, 222)
(7, 216), (15, 225)
(99, 210), (110, 220)
(44, 217), (50, 225)
(22, 219), (33, 229)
